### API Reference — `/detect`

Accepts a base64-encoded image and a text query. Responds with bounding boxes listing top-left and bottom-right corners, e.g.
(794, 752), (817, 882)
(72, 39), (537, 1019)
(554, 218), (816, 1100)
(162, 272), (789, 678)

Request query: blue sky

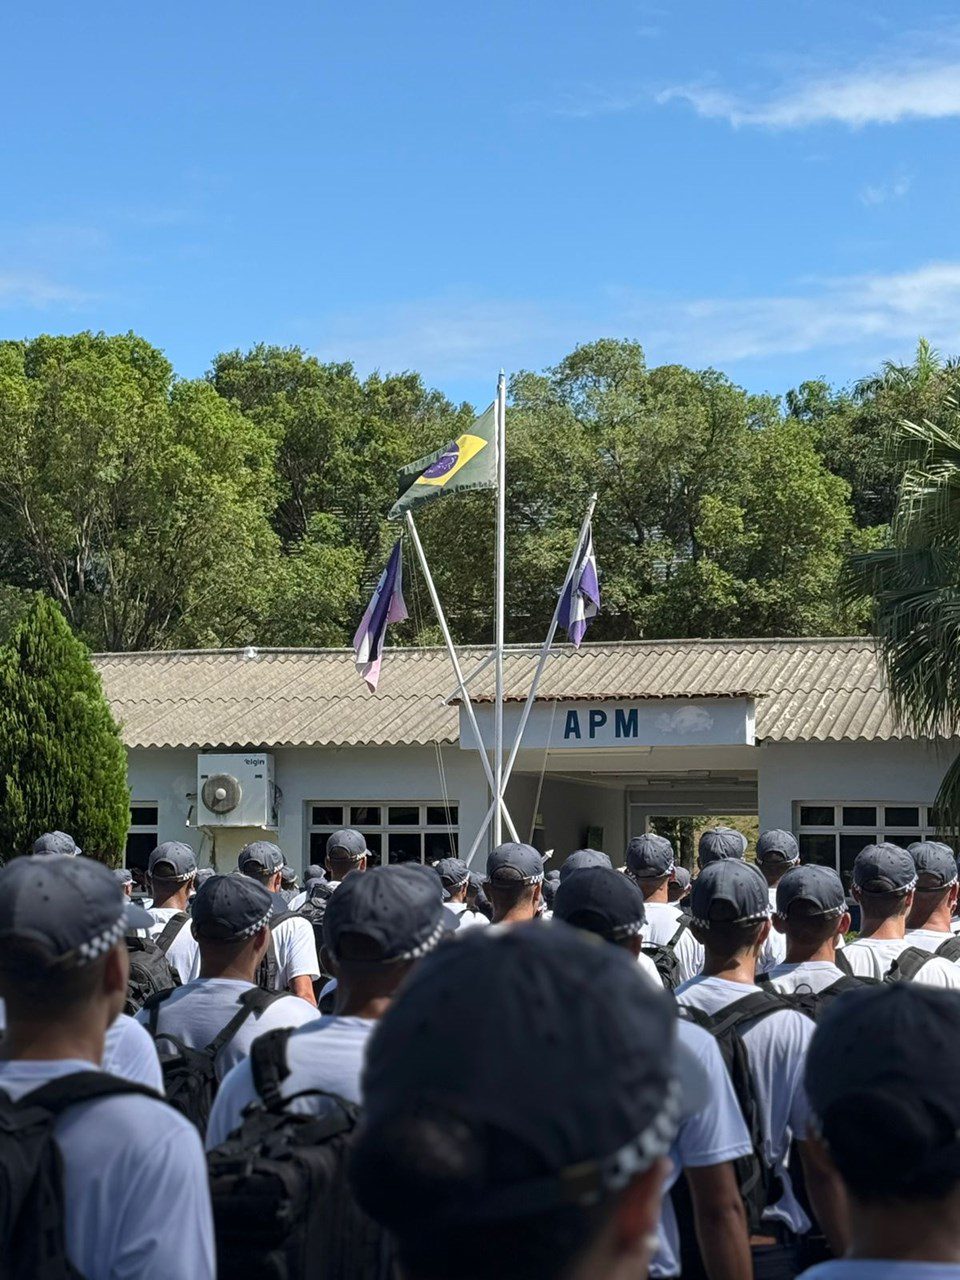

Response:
(3, 1), (960, 407)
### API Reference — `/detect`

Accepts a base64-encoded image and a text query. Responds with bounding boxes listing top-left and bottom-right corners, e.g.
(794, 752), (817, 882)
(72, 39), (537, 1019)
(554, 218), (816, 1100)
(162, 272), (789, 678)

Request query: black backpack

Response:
(123, 919), (183, 1016)
(0, 1070), (163, 1280)
(256, 911), (301, 992)
(298, 883), (335, 953)
(207, 1028), (395, 1280)
(640, 921), (688, 991)
(887, 934), (960, 982)
(756, 968), (870, 1021)
(143, 985), (287, 1136)
(675, 988), (797, 1277)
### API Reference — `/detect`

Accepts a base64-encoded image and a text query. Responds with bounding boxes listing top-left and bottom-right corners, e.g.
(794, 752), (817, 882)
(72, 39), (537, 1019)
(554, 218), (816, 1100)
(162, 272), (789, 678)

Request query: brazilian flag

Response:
(388, 403), (497, 520)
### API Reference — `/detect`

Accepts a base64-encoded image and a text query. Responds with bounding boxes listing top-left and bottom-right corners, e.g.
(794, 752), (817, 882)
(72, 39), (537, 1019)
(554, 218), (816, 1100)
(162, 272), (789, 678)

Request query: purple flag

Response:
(557, 524), (600, 648)
(353, 540), (408, 691)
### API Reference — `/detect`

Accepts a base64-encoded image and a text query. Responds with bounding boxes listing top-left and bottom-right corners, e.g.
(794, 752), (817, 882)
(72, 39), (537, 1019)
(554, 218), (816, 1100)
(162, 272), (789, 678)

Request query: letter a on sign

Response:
(564, 710), (582, 740)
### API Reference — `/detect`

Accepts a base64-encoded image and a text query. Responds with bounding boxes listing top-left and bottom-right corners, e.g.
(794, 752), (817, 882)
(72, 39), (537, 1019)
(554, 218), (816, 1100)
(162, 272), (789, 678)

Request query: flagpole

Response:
(493, 370), (507, 848)
(466, 491), (599, 857)
(404, 510), (520, 844)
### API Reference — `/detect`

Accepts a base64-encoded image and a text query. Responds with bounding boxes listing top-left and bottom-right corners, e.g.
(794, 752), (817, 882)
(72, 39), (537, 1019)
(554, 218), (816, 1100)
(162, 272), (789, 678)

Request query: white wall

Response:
(757, 738), (954, 828)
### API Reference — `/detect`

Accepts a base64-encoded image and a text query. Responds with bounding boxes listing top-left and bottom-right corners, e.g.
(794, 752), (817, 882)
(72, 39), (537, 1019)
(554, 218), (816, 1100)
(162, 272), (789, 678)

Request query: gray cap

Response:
(558, 848), (612, 883)
(326, 829), (369, 862)
(671, 866), (691, 893)
(697, 827), (747, 868)
(625, 833), (675, 879)
(756, 829), (800, 866)
(305, 864), (327, 883)
(113, 867), (133, 885)
(193, 867), (216, 888)
(191, 874), (274, 941)
(690, 859), (770, 927)
(324, 863), (450, 963)
(853, 843), (917, 894)
(0, 855), (153, 968)
(486, 842), (544, 886)
(434, 857), (470, 889)
(237, 841), (284, 874)
(31, 831), (81, 857)
(554, 867), (647, 941)
(776, 864), (846, 918)
(909, 841), (959, 890)
(148, 842), (197, 882)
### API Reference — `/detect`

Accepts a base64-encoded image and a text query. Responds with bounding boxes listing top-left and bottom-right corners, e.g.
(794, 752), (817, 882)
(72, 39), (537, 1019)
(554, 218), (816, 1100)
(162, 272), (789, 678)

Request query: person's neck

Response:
(849, 1198), (960, 1263)
(3, 1010), (109, 1065)
(701, 951), (757, 984)
(334, 986), (394, 1020)
(643, 882), (671, 904)
(198, 957), (257, 983)
(153, 887), (189, 911)
(493, 905), (535, 924)
(908, 905), (953, 935)
(785, 939), (837, 965)
(859, 913), (905, 942)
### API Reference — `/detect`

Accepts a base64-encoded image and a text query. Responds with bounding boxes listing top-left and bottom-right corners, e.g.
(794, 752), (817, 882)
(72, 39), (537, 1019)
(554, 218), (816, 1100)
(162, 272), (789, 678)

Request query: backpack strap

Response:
(693, 987), (796, 1036)
(269, 910), (299, 930)
(142, 984), (180, 1035)
(936, 935), (960, 963)
(155, 911), (190, 955)
(667, 920), (688, 949)
(888, 946), (934, 982)
(834, 948), (853, 976)
(16, 1070), (164, 1115)
(250, 1027), (295, 1110)
(203, 988), (287, 1060)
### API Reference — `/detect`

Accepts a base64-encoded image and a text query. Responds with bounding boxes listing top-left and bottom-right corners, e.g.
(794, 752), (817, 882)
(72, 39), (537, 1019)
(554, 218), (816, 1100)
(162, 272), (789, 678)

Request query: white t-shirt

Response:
(801, 1264), (960, 1279)
(843, 936), (960, 987)
(206, 1014), (374, 1149)
(103, 1014), (164, 1091)
(446, 901), (489, 930)
(905, 928), (960, 962)
(146, 906), (200, 984)
(268, 915), (321, 990)
(641, 901), (703, 985)
(636, 948), (664, 988)
(764, 960), (848, 996)
(650, 1019), (752, 1279)
(135, 977), (320, 1078)
(675, 974), (815, 1235)
(0, 1058), (214, 1280)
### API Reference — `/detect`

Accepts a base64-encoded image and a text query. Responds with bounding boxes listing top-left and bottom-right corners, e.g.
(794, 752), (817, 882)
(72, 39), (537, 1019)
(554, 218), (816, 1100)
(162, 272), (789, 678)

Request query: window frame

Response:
(125, 802), (159, 873)
(795, 801), (937, 887)
(306, 801), (459, 867)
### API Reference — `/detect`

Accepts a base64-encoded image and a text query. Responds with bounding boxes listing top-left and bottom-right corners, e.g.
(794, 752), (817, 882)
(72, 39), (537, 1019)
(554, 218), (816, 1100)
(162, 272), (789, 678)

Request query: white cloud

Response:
(313, 262), (960, 385)
(659, 56), (960, 129)
(860, 175), (912, 205)
(0, 273), (91, 308)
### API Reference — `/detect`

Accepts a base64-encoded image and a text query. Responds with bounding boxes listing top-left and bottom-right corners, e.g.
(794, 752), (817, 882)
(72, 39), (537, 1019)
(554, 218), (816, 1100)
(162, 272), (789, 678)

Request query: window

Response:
(308, 803), (459, 866)
(796, 801), (937, 891)
(125, 803), (159, 873)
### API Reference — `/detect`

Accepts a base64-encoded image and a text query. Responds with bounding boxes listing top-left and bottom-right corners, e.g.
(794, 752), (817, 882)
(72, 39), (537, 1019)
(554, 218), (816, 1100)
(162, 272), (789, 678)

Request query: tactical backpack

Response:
(255, 911), (300, 992)
(0, 1070), (162, 1280)
(756, 969), (870, 1021)
(675, 989), (797, 1279)
(887, 934), (960, 982)
(123, 916), (185, 1016)
(640, 921), (688, 991)
(143, 985), (287, 1136)
(207, 1028), (395, 1280)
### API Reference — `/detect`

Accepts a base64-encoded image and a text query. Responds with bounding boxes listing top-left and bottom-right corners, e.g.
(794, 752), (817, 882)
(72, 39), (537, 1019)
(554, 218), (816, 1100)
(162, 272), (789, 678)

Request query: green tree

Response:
(0, 333), (284, 651)
(842, 401), (960, 829)
(0, 596), (129, 863)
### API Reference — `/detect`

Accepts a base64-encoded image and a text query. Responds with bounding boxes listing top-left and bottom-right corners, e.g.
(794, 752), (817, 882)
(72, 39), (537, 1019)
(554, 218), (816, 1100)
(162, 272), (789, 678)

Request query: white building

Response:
(96, 637), (953, 888)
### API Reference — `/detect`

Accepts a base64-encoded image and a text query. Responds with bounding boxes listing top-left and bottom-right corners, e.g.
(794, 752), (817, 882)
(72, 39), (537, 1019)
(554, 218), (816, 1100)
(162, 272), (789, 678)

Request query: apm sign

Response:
(463, 698), (756, 751)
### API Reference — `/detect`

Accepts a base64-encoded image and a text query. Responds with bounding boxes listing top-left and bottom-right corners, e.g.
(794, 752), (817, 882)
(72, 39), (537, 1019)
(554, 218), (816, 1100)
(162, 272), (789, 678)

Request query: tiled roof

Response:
(92, 637), (906, 751)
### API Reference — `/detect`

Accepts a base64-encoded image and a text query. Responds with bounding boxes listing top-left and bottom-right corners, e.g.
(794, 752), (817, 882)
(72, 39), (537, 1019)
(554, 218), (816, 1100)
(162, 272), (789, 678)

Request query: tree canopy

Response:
(0, 328), (941, 652)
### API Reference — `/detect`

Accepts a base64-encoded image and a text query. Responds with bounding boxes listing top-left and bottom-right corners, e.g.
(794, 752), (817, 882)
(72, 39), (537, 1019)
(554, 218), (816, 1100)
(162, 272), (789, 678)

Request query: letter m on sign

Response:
(615, 708), (638, 739)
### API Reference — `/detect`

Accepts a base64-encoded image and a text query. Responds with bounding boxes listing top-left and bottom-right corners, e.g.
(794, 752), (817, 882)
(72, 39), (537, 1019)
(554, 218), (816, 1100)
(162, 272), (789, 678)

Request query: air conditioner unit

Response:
(196, 753), (276, 828)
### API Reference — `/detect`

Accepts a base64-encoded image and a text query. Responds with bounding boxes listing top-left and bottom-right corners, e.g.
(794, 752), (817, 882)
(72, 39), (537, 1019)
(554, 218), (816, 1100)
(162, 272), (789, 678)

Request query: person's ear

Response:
(609, 1158), (669, 1267)
(252, 925), (271, 958)
(852, 885), (863, 903)
(837, 910), (851, 937)
(772, 913), (787, 935)
(950, 883), (959, 912)
(359, 854), (367, 872)
(902, 889), (915, 915)
(103, 942), (129, 1019)
(531, 882), (542, 909)
(756, 917), (772, 947)
(320, 944), (340, 977)
(325, 856), (333, 876)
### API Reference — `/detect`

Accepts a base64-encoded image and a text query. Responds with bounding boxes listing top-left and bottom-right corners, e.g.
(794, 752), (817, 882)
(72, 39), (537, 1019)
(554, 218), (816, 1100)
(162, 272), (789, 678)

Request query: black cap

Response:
(305, 864), (327, 883)
(31, 831), (81, 857)
(354, 921), (707, 1227)
(148, 842), (197, 882)
(0, 856), (153, 968)
(909, 841), (959, 890)
(671, 866), (691, 893)
(558, 848), (612, 883)
(776, 864), (846, 918)
(755, 829), (800, 865)
(326, 829), (368, 862)
(625, 833), (675, 879)
(806, 985), (960, 1194)
(191, 874), (274, 941)
(697, 826), (747, 867)
(853, 843), (917, 894)
(486, 843), (544, 886)
(323, 864), (449, 963)
(434, 857), (470, 889)
(690, 859), (770, 927)
(237, 840), (284, 874)
(553, 867), (647, 942)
